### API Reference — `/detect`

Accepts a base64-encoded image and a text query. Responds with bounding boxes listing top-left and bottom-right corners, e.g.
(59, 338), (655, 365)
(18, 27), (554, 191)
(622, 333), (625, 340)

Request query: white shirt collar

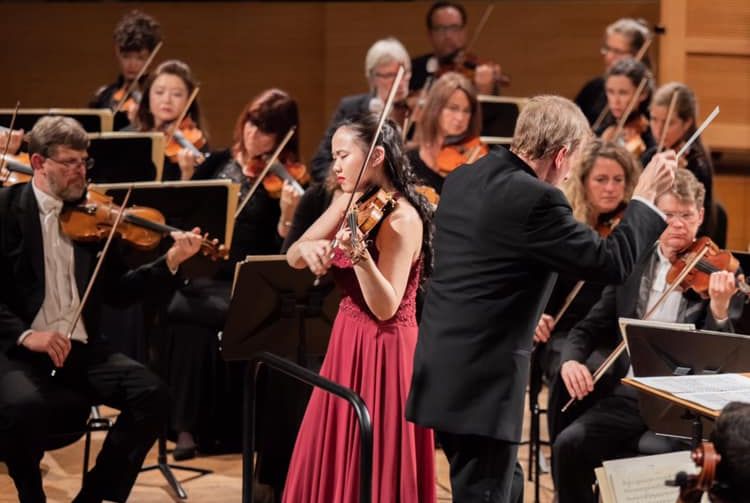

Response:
(31, 179), (63, 216)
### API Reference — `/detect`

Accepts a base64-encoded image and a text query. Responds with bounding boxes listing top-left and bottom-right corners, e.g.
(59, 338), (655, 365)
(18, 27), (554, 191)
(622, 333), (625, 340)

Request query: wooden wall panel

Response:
(0, 1), (658, 160)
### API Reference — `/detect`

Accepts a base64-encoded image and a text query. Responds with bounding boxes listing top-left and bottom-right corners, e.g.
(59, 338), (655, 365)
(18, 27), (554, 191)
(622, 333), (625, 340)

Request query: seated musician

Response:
(703, 401), (750, 503)
(89, 10), (162, 129)
(164, 89), (303, 461)
(643, 82), (718, 244)
(534, 139), (641, 442)
(407, 71), (484, 196)
(552, 168), (745, 503)
(595, 58), (656, 158)
(575, 18), (651, 126)
(410, 1), (502, 96)
(132, 59), (208, 181)
(309, 37), (411, 183)
(0, 116), (202, 503)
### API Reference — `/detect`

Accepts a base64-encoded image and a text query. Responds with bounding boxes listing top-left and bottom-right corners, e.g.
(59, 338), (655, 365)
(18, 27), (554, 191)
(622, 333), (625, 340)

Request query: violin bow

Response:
(677, 106), (720, 159)
(0, 101), (21, 184)
(613, 77), (648, 139)
(561, 244), (710, 412)
(402, 75), (433, 142)
(164, 86), (201, 147)
(113, 41), (163, 114)
(51, 186), (134, 376)
(657, 89), (680, 153)
(234, 126), (297, 219)
(311, 65), (405, 286)
(465, 2), (495, 56)
(591, 37), (654, 132)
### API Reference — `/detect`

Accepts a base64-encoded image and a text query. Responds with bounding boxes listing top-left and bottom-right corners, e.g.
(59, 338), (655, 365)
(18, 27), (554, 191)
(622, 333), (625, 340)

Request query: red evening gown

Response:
(282, 247), (436, 503)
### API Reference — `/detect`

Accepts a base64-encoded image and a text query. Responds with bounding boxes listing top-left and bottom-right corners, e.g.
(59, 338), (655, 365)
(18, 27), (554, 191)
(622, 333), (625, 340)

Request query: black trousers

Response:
(436, 431), (524, 503)
(552, 391), (646, 503)
(0, 341), (169, 503)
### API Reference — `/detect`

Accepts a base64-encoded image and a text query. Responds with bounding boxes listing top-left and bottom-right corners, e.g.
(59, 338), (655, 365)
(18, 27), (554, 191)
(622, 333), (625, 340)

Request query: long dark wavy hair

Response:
(336, 114), (434, 286)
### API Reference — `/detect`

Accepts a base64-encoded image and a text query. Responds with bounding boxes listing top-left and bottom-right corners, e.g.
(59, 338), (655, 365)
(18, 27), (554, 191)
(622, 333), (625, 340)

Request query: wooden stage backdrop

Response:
(1, 1), (748, 247)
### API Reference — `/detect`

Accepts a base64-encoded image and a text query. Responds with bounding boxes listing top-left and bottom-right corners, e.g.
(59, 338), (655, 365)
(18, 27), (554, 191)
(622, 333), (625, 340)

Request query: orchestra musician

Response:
(0, 116), (202, 503)
(575, 18), (652, 126)
(553, 169), (743, 503)
(132, 59), (208, 181)
(698, 401), (750, 503)
(89, 10), (162, 129)
(534, 139), (641, 442)
(407, 95), (676, 503)
(163, 89), (303, 461)
(410, 1), (502, 96)
(283, 116), (435, 503)
(596, 58), (655, 158)
(309, 37), (411, 183)
(643, 82), (718, 244)
(407, 71), (485, 195)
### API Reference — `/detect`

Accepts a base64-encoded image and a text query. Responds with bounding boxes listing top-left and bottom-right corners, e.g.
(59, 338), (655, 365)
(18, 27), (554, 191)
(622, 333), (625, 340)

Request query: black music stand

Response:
(87, 133), (164, 184)
(622, 318), (750, 439)
(0, 108), (113, 133)
(91, 180), (238, 278)
(222, 255), (339, 364)
(479, 96), (527, 145)
(221, 256), (339, 498)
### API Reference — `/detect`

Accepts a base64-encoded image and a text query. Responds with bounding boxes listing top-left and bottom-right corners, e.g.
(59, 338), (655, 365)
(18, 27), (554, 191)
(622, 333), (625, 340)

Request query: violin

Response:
(349, 185), (398, 238)
(667, 236), (750, 299)
(165, 117), (207, 163)
(435, 50), (510, 90)
(246, 158), (309, 199)
(415, 185), (440, 207)
(594, 204), (626, 237)
(601, 113), (648, 158)
(112, 87), (141, 117)
(59, 189), (228, 260)
(669, 442), (722, 503)
(435, 136), (488, 176)
(1, 153), (32, 186)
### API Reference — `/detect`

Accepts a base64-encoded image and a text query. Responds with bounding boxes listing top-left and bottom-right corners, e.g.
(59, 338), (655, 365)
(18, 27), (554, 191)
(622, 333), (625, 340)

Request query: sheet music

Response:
(602, 451), (697, 503)
(631, 373), (750, 394)
(631, 373), (750, 411)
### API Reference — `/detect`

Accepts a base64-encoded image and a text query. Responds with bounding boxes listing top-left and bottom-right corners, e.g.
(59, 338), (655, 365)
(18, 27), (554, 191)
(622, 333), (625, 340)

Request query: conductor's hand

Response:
(298, 239), (333, 277)
(632, 150), (677, 203)
(560, 360), (594, 400)
(167, 226), (203, 270)
(534, 314), (555, 344)
(22, 330), (71, 368)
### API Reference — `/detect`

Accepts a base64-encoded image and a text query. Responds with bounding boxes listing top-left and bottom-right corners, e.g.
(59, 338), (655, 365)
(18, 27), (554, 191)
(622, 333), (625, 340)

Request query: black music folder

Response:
(479, 95), (528, 145)
(91, 180), (239, 277)
(0, 108), (113, 133)
(221, 255), (339, 363)
(87, 132), (165, 184)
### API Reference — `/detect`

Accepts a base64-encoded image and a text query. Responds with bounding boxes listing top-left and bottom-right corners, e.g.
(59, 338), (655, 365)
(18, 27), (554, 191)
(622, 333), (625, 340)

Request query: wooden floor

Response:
(0, 392), (554, 502)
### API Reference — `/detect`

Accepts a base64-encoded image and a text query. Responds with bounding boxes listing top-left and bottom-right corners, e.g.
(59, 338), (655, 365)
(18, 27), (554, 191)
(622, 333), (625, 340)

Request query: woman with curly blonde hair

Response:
(536, 138), (641, 442)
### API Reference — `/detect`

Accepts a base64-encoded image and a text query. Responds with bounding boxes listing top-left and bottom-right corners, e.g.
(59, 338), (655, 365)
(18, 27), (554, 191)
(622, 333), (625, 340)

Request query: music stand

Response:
(90, 180), (238, 278)
(0, 108), (113, 133)
(479, 95), (528, 146)
(87, 132), (165, 183)
(222, 255), (339, 364)
(621, 318), (750, 439)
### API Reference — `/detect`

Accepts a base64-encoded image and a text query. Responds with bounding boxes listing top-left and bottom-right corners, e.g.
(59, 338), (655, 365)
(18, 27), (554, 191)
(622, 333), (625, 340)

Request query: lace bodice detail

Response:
(331, 246), (421, 326)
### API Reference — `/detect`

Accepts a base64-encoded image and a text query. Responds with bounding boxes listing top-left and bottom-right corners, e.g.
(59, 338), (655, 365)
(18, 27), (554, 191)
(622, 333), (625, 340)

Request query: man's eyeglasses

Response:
(431, 24), (463, 35)
(46, 156), (95, 171)
(600, 45), (631, 57)
(373, 70), (412, 80)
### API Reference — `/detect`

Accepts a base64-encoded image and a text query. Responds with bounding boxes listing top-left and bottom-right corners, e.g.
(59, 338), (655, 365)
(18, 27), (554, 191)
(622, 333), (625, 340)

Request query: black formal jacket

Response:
(0, 183), (181, 356)
(406, 147), (666, 442)
(560, 244), (742, 394)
